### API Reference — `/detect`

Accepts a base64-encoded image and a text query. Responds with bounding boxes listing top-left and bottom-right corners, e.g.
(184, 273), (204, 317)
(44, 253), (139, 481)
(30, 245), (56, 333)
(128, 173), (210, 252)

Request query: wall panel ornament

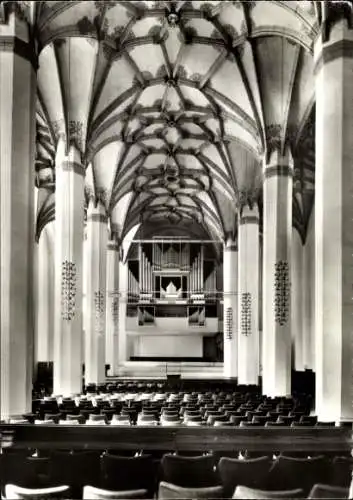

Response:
(225, 307), (233, 340)
(61, 260), (77, 321)
(110, 292), (120, 326)
(274, 261), (290, 326)
(241, 292), (252, 336)
(94, 290), (105, 335)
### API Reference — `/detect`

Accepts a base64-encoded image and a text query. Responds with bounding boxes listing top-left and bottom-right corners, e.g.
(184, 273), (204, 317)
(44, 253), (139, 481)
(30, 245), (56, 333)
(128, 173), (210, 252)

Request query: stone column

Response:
(262, 148), (293, 397)
(0, 9), (36, 418)
(291, 227), (304, 371)
(85, 199), (108, 385)
(223, 237), (238, 379)
(54, 141), (85, 396)
(119, 260), (128, 365)
(238, 204), (260, 385)
(303, 210), (315, 371)
(35, 221), (55, 363)
(105, 239), (120, 376)
(314, 18), (353, 422)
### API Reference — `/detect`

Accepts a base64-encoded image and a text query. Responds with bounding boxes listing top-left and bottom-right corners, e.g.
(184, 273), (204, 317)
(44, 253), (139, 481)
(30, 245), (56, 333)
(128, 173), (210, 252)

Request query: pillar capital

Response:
(55, 140), (84, 176)
(320, 1), (353, 44)
(315, 17), (353, 74)
(224, 236), (238, 252)
(263, 147), (294, 179)
(107, 239), (120, 252)
(0, 3), (38, 69)
(87, 197), (108, 223)
(239, 201), (259, 224)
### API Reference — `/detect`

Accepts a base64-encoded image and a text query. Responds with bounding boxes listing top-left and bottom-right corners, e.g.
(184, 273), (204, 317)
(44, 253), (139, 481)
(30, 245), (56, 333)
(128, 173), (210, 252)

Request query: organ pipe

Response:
(138, 244), (142, 294)
(200, 245), (204, 292)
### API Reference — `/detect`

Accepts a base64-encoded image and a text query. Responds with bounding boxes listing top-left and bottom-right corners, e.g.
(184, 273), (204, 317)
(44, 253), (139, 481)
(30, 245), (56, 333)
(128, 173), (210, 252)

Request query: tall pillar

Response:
(303, 209), (315, 371)
(105, 239), (120, 376)
(0, 9), (36, 417)
(54, 141), (85, 396)
(238, 204), (260, 385)
(291, 227), (304, 371)
(223, 238), (238, 379)
(314, 18), (353, 422)
(119, 260), (128, 364)
(85, 199), (108, 385)
(35, 221), (55, 363)
(262, 148), (293, 397)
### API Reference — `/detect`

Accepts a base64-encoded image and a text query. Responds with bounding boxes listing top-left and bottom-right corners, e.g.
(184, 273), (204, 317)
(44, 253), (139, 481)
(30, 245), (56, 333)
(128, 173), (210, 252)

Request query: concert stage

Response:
(109, 361), (224, 380)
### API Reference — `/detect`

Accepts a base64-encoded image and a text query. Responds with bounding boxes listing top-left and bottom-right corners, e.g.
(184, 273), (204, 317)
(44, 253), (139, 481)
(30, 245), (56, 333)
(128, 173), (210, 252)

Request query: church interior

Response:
(1, 0), (353, 498)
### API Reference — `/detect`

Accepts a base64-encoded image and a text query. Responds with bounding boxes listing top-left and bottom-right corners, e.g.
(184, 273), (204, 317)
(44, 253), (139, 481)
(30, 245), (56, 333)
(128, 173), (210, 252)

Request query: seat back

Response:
(51, 450), (101, 497)
(5, 484), (70, 499)
(100, 453), (155, 495)
(331, 456), (353, 486)
(232, 485), (304, 499)
(160, 453), (218, 488)
(82, 486), (148, 499)
(267, 455), (328, 495)
(158, 481), (224, 499)
(307, 483), (349, 499)
(218, 456), (272, 497)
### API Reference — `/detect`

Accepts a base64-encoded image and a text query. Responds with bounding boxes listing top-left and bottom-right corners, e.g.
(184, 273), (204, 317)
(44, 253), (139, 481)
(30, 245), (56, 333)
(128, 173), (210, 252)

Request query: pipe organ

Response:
(128, 239), (218, 305)
(125, 239), (220, 360)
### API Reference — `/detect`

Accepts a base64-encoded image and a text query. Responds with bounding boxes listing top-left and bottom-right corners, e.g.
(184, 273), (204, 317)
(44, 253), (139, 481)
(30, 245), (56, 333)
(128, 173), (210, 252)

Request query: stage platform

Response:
(108, 361), (224, 380)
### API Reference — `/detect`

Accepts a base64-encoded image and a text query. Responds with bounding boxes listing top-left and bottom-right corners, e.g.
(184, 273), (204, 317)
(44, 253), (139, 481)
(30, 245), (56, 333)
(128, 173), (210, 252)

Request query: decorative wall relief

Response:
(94, 290), (105, 336)
(274, 261), (290, 326)
(94, 291), (105, 317)
(225, 307), (233, 341)
(61, 261), (77, 321)
(111, 292), (120, 326)
(241, 292), (252, 336)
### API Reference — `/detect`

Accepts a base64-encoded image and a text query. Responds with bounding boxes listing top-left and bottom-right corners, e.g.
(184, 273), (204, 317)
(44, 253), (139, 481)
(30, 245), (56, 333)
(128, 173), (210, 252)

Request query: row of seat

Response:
(3, 481), (350, 499)
(25, 390), (315, 427)
(1, 452), (352, 499)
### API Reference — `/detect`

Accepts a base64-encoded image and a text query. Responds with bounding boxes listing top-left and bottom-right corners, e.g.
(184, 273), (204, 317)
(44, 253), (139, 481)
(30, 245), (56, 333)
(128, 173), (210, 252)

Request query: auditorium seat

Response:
(207, 414), (229, 426)
(315, 421), (336, 427)
(158, 481), (224, 499)
(110, 414), (131, 426)
(240, 421), (263, 427)
(267, 455), (329, 495)
(100, 454), (156, 496)
(22, 414), (36, 424)
(300, 416), (318, 425)
(218, 456), (272, 497)
(232, 485), (304, 499)
(44, 413), (61, 424)
(5, 484), (71, 499)
(137, 414), (159, 426)
(252, 416), (270, 426)
(277, 416), (296, 425)
(86, 415), (107, 425)
(265, 421), (288, 427)
(50, 450), (101, 498)
(307, 483), (349, 499)
(82, 485), (149, 499)
(34, 419), (55, 425)
(101, 409), (116, 421)
(160, 415), (182, 426)
(291, 421), (314, 427)
(160, 453), (219, 488)
(330, 456), (353, 487)
(184, 415), (203, 426)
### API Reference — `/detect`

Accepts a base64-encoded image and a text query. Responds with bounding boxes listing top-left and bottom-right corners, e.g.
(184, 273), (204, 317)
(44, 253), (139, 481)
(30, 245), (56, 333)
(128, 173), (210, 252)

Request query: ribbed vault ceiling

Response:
(35, 0), (318, 244)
